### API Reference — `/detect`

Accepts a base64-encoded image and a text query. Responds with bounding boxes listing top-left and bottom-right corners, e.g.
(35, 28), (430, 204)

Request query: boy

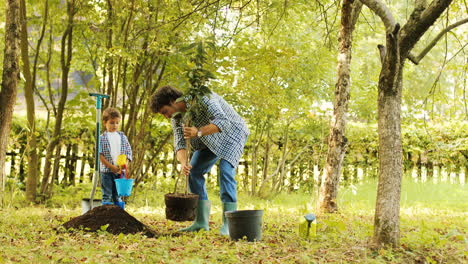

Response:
(99, 107), (133, 207)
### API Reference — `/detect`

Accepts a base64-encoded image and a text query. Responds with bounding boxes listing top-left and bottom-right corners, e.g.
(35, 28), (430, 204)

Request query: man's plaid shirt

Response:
(171, 92), (249, 167)
(99, 131), (133, 173)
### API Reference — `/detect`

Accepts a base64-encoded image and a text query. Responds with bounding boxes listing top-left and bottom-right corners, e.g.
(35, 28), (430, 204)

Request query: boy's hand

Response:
(181, 163), (192, 176)
(110, 165), (120, 174)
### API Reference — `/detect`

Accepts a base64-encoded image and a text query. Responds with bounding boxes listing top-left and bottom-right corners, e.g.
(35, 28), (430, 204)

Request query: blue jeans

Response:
(101, 172), (121, 203)
(189, 148), (237, 203)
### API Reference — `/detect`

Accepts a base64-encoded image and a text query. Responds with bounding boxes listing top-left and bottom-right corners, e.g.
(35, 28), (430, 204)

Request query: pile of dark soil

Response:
(63, 205), (159, 238)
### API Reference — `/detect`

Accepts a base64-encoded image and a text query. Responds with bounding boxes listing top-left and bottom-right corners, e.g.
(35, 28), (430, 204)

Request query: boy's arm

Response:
(100, 154), (120, 173)
(122, 134), (133, 161)
(125, 159), (131, 177)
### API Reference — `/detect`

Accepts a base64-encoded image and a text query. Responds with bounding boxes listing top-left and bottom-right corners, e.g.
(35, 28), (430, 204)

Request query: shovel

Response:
(83, 93), (109, 214)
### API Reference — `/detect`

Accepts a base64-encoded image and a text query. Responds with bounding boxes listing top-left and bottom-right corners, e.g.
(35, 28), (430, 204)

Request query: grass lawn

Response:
(0, 178), (466, 263)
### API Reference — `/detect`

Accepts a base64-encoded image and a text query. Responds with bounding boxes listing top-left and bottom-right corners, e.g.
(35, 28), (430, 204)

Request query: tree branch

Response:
(409, 17), (468, 65)
(358, 0), (396, 33)
(350, 0), (363, 27)
(377, 44), (386, 64)
(399, 0), (454, 56)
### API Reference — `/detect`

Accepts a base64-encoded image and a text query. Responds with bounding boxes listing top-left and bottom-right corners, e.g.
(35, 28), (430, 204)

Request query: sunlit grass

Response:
(0, 177), (466, 263)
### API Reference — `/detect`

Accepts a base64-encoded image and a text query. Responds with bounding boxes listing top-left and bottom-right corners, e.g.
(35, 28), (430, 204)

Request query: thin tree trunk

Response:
(251, 144), (258, 195)
(261, 126), (271, 182)
(242, 148), (249, 191)
(19, 0), (41, 202)
(464, 166), (467, 184)
(250, 119), (267, 195)
(69, 144), (78, 185)
(49, 146), (62, 196)
(426, 160), (434, 179)
(318, 0), (362, 213)
(40, 0), (75, 197)
(63, 144), (72, 185)
(16, 146), (25, 182)
(78, 152), (86, 183)
(104, 0), (114, 109)
(0, 0), (21, 205)
(276, 125), (289, 193)
(10, 151), (17, 177)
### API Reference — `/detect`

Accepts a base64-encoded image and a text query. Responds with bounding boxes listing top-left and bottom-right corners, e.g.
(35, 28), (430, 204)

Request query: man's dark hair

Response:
(150, 85), (183, 113)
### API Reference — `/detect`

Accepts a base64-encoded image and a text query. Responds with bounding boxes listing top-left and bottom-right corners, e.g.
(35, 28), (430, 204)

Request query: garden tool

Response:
(88, 93), (109, 211)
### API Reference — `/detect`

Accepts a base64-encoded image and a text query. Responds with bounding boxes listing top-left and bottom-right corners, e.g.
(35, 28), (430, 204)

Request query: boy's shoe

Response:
(114, 201), (125, 210)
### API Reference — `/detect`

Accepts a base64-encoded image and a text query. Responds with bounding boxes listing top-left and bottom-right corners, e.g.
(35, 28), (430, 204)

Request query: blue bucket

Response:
(115, 179), (134, 196)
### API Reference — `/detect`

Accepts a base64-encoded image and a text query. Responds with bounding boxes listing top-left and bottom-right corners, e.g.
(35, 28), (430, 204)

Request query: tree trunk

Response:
(366, 0), (454, 246)
(0, 0), (21, 205)
(19, 0), (41, 202)
(48, 146), (62, 196)
(40, 0), (75, 197)
(68, 144), (78, 185)
(250, 120), (266, 195)
(10, 151), (17, 177)
(426, 161), (434, 179)
(78, 152), (86, 183)
(373, 24), (404, 246)
(63, 144), (72, 185)
(103, 0), (114, 109)
(250, 144), (258, 195)
(464, 166), (467, 184)
(318, 0), (361, 213)
(374, 66), (403, 246)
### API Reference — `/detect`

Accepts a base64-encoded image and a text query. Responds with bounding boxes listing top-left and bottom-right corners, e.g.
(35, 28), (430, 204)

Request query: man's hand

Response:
(183, 126), (198, 139)
(181, 163), (192, 176)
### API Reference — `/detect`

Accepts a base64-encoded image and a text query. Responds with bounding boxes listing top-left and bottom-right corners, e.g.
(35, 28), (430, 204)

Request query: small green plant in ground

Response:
(0, 178), (466, 263)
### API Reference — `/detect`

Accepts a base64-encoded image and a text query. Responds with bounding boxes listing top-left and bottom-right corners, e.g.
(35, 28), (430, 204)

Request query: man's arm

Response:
(176, 149), (192, 176)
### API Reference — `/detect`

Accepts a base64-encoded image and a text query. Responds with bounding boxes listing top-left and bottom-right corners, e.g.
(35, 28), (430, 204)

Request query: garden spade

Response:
(83, 93), (109, 213)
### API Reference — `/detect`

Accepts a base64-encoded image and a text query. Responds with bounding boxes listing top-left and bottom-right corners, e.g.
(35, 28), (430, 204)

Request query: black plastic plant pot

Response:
(164, 193), (199, 222)
(225, 210), (264, 242)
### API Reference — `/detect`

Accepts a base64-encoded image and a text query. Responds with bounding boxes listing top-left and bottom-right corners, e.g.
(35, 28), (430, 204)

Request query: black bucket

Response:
(225, 210), (263, 242)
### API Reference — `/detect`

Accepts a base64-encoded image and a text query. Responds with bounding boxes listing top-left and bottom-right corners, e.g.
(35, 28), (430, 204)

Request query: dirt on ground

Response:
(62, 205), (159, 238)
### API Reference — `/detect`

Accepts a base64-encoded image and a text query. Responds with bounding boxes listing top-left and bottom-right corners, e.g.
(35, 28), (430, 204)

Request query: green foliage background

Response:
(2, 0), (467, 196)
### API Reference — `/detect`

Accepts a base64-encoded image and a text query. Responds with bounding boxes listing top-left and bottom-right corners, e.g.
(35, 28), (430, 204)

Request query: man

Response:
(150, 85), (249, 235)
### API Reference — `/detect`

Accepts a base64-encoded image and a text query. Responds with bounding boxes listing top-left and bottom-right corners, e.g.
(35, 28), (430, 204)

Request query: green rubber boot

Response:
(179, 200), (210, 232)
(220, 202), (237, 235)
